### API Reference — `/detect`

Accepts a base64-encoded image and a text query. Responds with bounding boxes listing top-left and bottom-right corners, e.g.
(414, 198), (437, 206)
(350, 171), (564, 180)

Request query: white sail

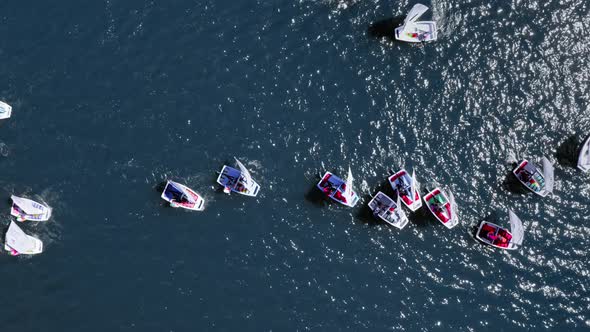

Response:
(235, 158), (253, 185)
(11, 195), (49, 215)
(410, 169), (418, 201)
(508, 210), (524, 246)
(4, 221), (43, 254)
(578, 136), (590, 172)
(345, 166), (354, 200)
(0, 101), (11, 120)
(541, 157), (554, 193)
(448, 190), (457, 221)
(405, 4), (429, 24)
(169, 181), (196, 203)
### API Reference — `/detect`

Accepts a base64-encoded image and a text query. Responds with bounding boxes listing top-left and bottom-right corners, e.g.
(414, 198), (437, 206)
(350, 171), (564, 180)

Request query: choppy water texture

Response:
(0, 0), (589, 331)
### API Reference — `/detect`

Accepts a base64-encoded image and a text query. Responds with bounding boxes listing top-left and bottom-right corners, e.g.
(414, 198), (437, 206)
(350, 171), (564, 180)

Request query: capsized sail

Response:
(5, 221), (42, 254)
(235, 158), (253, 184)
(11, 195), (48, 215)
(405, 3), (429, 24)
(541, 157), (554, 194)
(508, 210), (524, 246)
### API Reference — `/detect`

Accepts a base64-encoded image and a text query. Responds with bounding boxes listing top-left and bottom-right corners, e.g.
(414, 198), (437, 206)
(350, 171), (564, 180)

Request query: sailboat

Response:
(216, 158), (260, 197)
(423, 188), (459, 228)
(368, 192), (409, 229)
(388, 169), (422, 211)
(0, 101), (11, 120)
(394, 3), (437, 43)
(4, 221), (43, 256)
(475, 210), (524, 250)
(512, 157), (554, 197)
(577, 135), (590, 172)
(160, 180), (205, 211)
(317, 167), (359, 207)
(10, 195), (52, 222)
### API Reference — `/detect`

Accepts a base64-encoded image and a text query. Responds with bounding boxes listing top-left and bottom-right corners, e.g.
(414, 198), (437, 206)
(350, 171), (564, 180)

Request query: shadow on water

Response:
(408, 207), (437, 228)
(367, 17), (404, 41)
(555, 134), (579, 168)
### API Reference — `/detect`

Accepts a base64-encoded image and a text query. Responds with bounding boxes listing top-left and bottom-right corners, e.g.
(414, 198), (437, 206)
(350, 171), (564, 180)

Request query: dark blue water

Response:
(1, 0), (589, 331)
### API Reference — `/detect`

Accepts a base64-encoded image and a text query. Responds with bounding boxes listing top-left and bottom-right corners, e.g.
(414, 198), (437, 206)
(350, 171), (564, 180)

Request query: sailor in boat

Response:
(519, 168), (531, 182)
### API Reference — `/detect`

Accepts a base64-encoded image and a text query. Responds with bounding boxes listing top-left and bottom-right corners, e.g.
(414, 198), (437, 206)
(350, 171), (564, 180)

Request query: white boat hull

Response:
(317, 171), (359, 207)
(423, 188), (458, 229)
(512, 160), (549, 197)
(216, 165), (260, 197)
(161, 181), (205, 211)
(475, 221), (518, 250)
(388, 169), (422, 211)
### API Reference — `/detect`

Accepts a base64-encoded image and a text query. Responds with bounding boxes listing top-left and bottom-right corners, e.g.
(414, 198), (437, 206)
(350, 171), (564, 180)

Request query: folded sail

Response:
(11, 195), (49, 215)
(5, 221), (42, 254)
(405, 4), (429, 24)
(508, 210), (524, 246)
(541, 157), (554, 193)
(235, 158), (253, 185)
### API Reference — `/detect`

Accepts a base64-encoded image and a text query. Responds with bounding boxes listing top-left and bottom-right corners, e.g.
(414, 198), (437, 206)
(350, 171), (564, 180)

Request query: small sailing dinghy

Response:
(317, 167), (360, 207)
(4, 221), (43, 256)
(394, 3), (437, 43)
(512, 157), (554, 197)
(476, 210), (524, 250)
(577, 135), (590, 172)
(0, 101), (12, 120)
(423, 188), (459, 228)
(10, 195), (52, 222)
(389, 169), (422, 211)
(161, 180), (205, 211)
(368, 191), (409, 229)
(216, 158), (260, 197)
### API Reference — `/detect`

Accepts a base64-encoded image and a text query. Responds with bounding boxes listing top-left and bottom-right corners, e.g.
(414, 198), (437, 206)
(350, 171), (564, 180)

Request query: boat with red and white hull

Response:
(368, 192), (408, 229)
(423, 188), (458, 229)
(161, 180), (205, 211)
(475, 210), (524, 250)
(317, 167), (359, 207)
(512, 157), (554, 197)
(389, 169), (422, 211)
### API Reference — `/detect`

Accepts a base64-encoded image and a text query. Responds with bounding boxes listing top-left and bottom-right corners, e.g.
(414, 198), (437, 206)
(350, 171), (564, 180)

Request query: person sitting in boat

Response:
(487, 232), (497, 241)
(519, 168), (531, 182)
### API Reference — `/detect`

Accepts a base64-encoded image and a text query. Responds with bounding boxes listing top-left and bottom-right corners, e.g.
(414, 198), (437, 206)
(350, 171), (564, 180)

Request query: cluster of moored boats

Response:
(3, 3), (590, 256)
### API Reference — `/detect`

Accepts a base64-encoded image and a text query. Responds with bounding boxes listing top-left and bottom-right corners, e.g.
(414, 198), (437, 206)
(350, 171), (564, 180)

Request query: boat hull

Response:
(512, 160), (548, 197)
(317, 172), (359, 208)
(475, 221), (517, 250)
(394, 21), (437, 42)
(389, 169), (422, 211)
(161, 181), (205, 211)
(217, 165), (260, 197)
(368, 192), (408, 229)
(423, 188), (458, 228)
